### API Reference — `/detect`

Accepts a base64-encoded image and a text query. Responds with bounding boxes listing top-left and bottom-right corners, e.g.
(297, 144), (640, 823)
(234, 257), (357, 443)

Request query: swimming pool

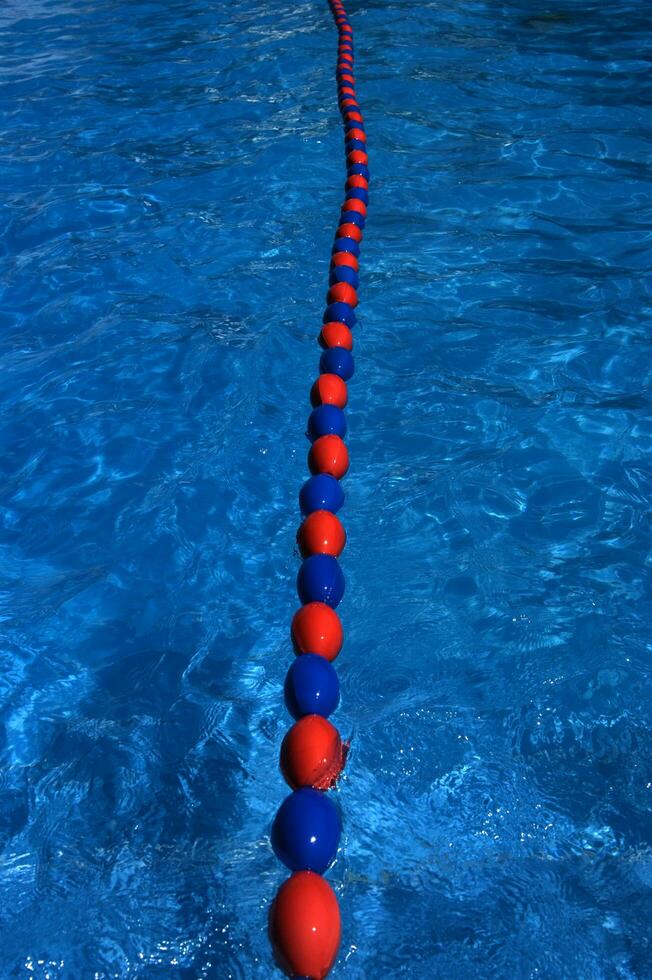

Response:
(2, 0), (652, 975)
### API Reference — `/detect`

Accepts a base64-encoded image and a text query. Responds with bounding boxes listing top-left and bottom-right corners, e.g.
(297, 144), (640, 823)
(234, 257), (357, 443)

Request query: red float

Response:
(331, 251), (358, 271)
(336, 222), (362, 243)
(310, 374), (348, 409)
(341, 196), (366, 216)
(347, 128), (366, 143)
(298, 510), (346, 557)
(327, 282), (358, 307)
(346, 150), (368, 167)
(291, 602), (343, 660)
(320, 322), (353, 350)
(269, 872), (341, 980)
(308, 434), (349, 479)
(345, 175), (368, 190)
(280, 714), (346, 790)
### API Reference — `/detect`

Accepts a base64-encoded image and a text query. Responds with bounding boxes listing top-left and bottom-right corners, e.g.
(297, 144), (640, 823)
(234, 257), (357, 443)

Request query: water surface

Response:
(1, 0), (652, 976)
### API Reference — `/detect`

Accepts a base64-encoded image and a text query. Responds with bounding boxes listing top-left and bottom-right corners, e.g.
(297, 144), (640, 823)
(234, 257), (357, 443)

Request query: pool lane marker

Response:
(267, 1), (369, 977)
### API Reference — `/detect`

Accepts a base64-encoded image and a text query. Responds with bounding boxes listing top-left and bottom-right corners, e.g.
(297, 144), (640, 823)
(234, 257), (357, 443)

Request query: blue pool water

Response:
(2, 0), (652, 975)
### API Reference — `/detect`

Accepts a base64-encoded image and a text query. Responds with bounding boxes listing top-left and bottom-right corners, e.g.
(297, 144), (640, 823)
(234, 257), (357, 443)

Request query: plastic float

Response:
(268, 0), (369, 975)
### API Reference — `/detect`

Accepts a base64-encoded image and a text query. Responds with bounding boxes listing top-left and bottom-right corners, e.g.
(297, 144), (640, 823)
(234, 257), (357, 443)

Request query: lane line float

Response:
(268, 0), (369, 976)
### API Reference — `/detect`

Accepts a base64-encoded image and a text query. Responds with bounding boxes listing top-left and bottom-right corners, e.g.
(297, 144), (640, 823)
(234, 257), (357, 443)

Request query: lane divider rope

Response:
(268, 1), (369, 976)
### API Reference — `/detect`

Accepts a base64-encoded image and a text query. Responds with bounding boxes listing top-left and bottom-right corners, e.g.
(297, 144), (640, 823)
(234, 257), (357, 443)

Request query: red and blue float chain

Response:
(268, 1), (368, 977)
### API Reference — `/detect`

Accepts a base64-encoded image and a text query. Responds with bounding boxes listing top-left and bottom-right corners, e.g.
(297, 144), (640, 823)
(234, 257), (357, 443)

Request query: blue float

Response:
(284, 653), (340, 719)
(339, 211), (365, 229)
(332, 237), (360, 257)
(297, 554), (345, 608)
(329, 266), (359, 288)
(323, 302), (356, 328)
(272, 788), (341, 874)
(307, 405), (347, 442)
(348, 164), (370, 180)
(299, 474), (345, 516)
(320, 347), (355, 381)
(345, 188), (368, 205)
